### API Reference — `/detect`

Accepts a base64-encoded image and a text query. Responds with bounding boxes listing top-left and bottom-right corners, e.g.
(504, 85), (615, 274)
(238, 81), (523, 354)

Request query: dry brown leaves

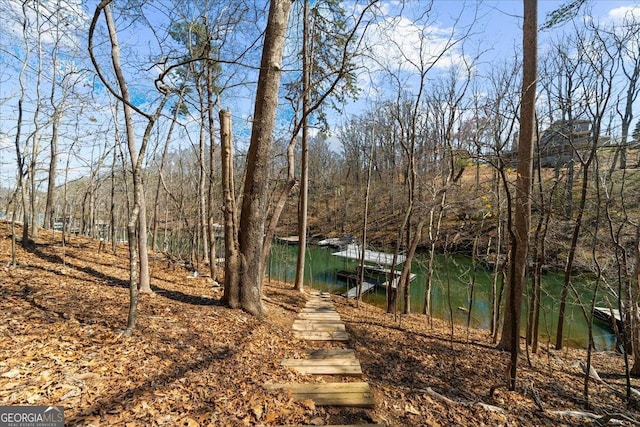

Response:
(334, 296), (640, 426)
(2, 221), (640, 426)
(0, 223), (321, 426)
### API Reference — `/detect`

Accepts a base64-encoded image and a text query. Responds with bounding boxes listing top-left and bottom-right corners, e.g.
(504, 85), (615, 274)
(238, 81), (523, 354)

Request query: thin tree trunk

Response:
(101, 3), (143, 333)
(90, 0), (171, 303)
(125, 207), (140, 335)
(44, 104), (62, 230)
(198, 84), (210, 265)
(220, 110), (240, 308)
(556, 140), (602, 349)
(29, 0), (44, 240)
(489, 170), (503, 338)
(206, 55), (218, 283)
(110, 145), (117, 253)
(400, 217), (426, 314)
(294, 0), (311, 293)
(138, 192), (151, 293)
(152, 95), (183, 251)
(499, 0), (537, 392)
(358, 128), (375, 306)
(629, 227), (640, 376)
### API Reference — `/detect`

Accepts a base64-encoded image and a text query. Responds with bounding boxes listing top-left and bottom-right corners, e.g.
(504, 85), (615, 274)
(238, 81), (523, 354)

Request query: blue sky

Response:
(329, 0), (640, 137)
(1, 0), (640, 188)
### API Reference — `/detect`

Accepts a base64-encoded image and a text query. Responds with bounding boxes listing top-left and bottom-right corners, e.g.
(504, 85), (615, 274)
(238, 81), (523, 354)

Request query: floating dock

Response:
(333, 246), (416, 299)
(276, 235), (299, 244)
(341, 273), (416, 298)
(332, 244), (406, 266)
(593, 306), (623, 330)
(342, 280), (378, 299)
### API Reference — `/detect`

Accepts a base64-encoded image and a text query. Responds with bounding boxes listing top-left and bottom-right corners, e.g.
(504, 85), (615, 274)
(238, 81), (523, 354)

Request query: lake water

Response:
(266, 243), (617, 350)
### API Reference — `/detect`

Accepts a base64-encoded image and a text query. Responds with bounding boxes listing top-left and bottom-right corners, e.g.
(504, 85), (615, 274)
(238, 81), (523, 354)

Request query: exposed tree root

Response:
(419, 387), (505, 413)
(548, 410), (640, 426)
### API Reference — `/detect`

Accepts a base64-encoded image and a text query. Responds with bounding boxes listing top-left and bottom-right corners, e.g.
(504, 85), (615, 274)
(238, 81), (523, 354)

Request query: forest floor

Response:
(1, 221), (640, 426)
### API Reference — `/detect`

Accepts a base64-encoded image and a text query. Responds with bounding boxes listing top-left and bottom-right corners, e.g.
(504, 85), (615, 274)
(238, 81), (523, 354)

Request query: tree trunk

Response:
(220, 110), (241, 308)
(198, 84), (210, 265)
(152, 95), (183, 251)
(498, 0), (537, 392)
(358, 128), (375, 305)
(629, 227), (640, 376)
(294, 0), (311, 293)
(555, 137), (604, 349)
(238, 0), (292, 316)
(110, 146), (117, 253)
(138, 191), (152, 293)
(489, 169), (503, 338)
(401, 217), (426, 314)
(206, 58), (218, 283)
(102, 2), (143, 332)
(44, 105), (62, 230)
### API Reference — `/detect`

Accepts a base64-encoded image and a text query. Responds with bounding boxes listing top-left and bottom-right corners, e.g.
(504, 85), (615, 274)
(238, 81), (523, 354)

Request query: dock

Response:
(342, 280), (378, 298)
(339, 270), (416, 298)
(332, 244), (406, 265)
(333, 244), (416, 299)
(593, 306), (623, 330)
(275, 235), (299, 244)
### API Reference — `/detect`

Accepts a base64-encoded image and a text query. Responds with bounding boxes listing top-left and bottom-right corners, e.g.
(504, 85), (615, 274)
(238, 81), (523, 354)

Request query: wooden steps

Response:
(293, 331), (350, 341)
(305, 348), (356, 359)
(265, 291), (378, 416)
(264, 382), (375, 407)
(292, 322), (346, 331)
(292, 295), (351, 341)
(281, 357), (363, 376)
(296, 313), (342, 320)
(275, 425), (384, 427)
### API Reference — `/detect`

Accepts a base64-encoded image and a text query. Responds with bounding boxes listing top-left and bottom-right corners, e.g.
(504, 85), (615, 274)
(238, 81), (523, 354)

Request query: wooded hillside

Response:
(4, 1), (640, 422)
(1, 222), (639, 426)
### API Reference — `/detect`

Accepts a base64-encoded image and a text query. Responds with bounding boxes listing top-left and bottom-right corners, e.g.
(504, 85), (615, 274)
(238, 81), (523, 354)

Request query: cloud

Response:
(0, 0), (89, 48)
(353, 11), (469, 97)
(0, 132), (13, 151)
(607, 5), (640, 22)
(365, 15), (465, 73)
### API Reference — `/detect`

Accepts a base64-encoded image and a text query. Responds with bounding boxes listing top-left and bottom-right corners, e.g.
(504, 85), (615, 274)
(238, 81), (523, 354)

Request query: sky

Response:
(323, 0), (640, 148)
(1, 0), (640, 190)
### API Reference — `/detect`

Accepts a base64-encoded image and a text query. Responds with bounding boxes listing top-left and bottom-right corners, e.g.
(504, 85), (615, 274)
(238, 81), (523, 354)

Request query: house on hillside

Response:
(505, 119), (611, 168)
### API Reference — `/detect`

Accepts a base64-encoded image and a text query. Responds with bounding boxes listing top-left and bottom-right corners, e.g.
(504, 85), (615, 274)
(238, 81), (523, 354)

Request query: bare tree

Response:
(89, 0), (172, 333)
(220, 109), (240, 307)
(555, 25), (616, 351)
(608, 12), (640, 171)
(498, 0), (537, 392)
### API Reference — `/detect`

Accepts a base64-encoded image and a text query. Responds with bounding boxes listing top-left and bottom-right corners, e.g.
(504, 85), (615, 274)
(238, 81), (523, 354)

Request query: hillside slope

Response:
(1, 221), (639, 426)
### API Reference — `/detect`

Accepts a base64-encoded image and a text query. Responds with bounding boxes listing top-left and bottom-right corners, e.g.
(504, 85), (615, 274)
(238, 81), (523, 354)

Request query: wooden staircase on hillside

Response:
(265, 291), (383, 427)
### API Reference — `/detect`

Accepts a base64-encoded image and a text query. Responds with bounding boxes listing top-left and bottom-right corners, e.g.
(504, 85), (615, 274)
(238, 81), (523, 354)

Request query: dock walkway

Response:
(342, 281), (377, 299)
(265, 291), (381, 426)
(593, 306), (623, 329)
(340, 273), (416, 299)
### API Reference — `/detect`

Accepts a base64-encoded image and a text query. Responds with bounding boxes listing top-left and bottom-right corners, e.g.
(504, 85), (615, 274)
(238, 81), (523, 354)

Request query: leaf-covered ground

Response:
(1, 221), (639, 426)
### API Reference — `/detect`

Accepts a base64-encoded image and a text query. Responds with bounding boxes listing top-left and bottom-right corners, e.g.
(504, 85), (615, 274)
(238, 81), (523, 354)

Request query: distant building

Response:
(506, 119), (610, 168)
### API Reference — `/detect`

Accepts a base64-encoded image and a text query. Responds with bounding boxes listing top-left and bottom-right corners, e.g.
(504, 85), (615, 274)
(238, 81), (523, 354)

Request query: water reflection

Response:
(266, 243), (617, 350)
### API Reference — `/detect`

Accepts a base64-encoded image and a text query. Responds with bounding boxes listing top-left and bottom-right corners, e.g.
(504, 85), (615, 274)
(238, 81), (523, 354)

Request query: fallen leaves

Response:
(0, 223), (321, 426)
(2, 222), (640, 426)
(1, 368), (21, 379)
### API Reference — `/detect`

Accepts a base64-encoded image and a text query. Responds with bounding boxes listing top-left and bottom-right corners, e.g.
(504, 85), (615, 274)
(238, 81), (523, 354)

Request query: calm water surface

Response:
(267, 243), (617, 350)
